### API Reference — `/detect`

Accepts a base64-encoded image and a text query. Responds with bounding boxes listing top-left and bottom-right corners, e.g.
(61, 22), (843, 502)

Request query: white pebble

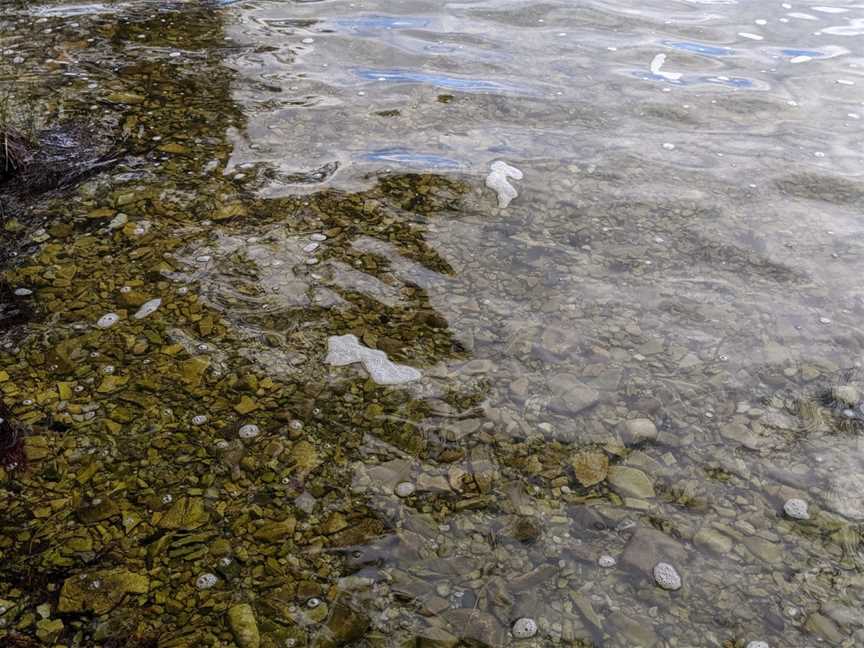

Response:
(747, 642), (770, 648)
(598, 554), (617, 568)
(783, 498), (810, 520)
(239, 424), (260, 439)
(653, 562), (682, 590)
(303, 242), (320, 253)
(196, 573), (218, 589)
(96, 313), (120, 329)
(13, 288), (32, 296)
(192, 414), (208, 426)
(662, 142), (676, 150)
(512, 617), (538, 639)
(395, 482), (416, 497)
(310, 233), (327, 242)
(301, 37), (315, 44)
(134, 298), (162, 320)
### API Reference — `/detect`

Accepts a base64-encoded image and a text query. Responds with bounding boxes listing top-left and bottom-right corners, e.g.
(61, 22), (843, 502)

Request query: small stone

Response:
(652, 562), (682, 590)
(310, 233), (327, 241)
(694, 527), (733, 554)
(133, 298), (161, 319)
(746, 642), (769, 648)
(303, 242), (319, 253)
(239, 424), (260, 439)
(192, 415), (208, 426)
(571, 451), (608, 487)
(783, 498), (810, 520)
(832, 385), (860, 407)
(13, 288), (32, 296)
(512, 617), (538, 639)
(607, 466), (655, 499)
(196, 573), (218, 589)
(395, 482), (416, 497)
(96, 313), (119, 328)
(598, 555), (616, 568)
(620, 418), (658, 444)
(307, 597), (322, 608)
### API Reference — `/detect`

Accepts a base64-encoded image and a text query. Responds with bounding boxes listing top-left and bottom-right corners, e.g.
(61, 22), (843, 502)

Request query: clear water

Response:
(1, 0), (863, 646)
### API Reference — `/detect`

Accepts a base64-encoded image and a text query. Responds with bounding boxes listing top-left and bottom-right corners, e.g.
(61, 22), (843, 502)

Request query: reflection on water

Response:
(1, 0), (864, 646)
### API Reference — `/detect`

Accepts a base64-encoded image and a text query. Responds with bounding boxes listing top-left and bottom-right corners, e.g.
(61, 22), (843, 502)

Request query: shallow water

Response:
(1, 0), (864, 646)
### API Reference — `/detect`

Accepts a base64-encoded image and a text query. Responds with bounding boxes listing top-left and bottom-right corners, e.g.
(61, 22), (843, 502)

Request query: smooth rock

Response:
(547, 373), (600, 415)
(804, 612), (845, 644)
(58, 569), (149, 614)
(620, 418), (658, 444)
(607, 466), (655, 499)
(228, 604), (260, 648)
(621, 527), (687, 574)
(694, 526), (733, 554)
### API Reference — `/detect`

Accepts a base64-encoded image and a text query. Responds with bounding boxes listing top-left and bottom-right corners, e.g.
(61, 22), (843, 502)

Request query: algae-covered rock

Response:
(316, 602), (370, 647)
(253, 518), (296, 542)
(607, 466), (655, 499)
(570, 451), (608, 487)
(58, 569), (149, 614)
(156, 497), (208, 530)
(36, 618), (64, 643)
(228, 603), (261, 648)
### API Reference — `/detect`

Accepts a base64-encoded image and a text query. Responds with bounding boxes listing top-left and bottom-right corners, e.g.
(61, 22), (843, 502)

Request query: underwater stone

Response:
(13, 288), (32, 296)
(783, 498), (810, 520)
(833, 385), (860, 407)
(307, 597), (322, 608)
(746, 642), (769, 648)
(133, 298), (161, 320)
(395, 482), (416, 497)
(653, 562), (682, 590)
(239, 424), (260, 439)
(598, 555), (616, 568)
(512, 617), (538, 639)
(196, 573), (218, 589)
(192, 415), (208, 426)
(325, 334), (421, 385)
(303, 242), (319, 253)
(485, 160), (523, 208)
(96, 313), (120, 328)
(228, 604), (260, 648)
(310, 233), (327, 241)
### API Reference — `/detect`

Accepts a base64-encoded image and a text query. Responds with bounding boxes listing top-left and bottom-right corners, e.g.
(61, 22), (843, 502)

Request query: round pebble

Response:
(310, 233), (327, 242)
(598, 554), (617, 568)
(289, 419), (303, 431)
(306, 597), (322, 608)
(303, 242), (319, 253)
(746, 642), (769, 648)
(96, 313), (120, 328)
(783, 498), (810, 520)
(653, 562), (682, 590)
(196, 573), (218, 589)
(395, 482), (416, 498)
(13, 288), (32, 296)
(512, 617), (538, 639)
(239, 424), (260, 439)
(192, 414), (208, 426)
(162, 494), (173, 504)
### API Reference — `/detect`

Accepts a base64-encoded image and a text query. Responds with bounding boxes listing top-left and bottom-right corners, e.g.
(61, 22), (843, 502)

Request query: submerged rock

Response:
(607, 465), (655, 499)
(133, 298), (161, 320)
(228, 603), (260, 648)
(783, 498), (810, 520)
(325, 334), (421, 385)
(485, 160), (523, 208)
(58, 569), (149, 614)
(653, 562), (682, 591)
(512, 617), (538, 639)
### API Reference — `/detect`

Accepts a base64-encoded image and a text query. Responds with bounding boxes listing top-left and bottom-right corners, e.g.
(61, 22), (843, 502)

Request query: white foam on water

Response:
(485, 160), (523, 208)
(649, 53), (682, 80)
(325, 334), (422, 385)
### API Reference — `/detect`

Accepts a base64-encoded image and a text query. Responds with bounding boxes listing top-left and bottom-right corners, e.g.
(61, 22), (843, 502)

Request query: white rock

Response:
(133, 298), (162, 320)
(395, 482), (416, 497)
(239, 424), (260, 439)
(96, 313), (120, 328)
(653, 562), (682, 590)
(746, 642), (769, 648)
(598, 554), (617, 568)
(13, 288), (32, 296)
(783, 498), (810, 520)
(310, 233), (327, 242)
(326, 334), (421, 385)
(192, 414), (208, 426)
(512, 617), (538, 639)
(485, 160), (523, 208)
(196, 573), (218, 589)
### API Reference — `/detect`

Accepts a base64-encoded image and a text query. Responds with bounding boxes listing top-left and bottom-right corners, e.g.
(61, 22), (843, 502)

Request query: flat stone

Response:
(547, 373), (600, 415)
(621, 527), (687, 574)
(742, 536), (782, 564)
(253, 518), (297, 542)
(804, 612), (845, 644)
(608, 466), (655, 499)
(694, 526), (733, 554)
(442, 608), (506, 647)
(620, 418), (658, 444)
(609, 611), (658, 647)
(156, 497), (207, 530)
(58, 569), (149, 614)
(316, 602), (370, 647)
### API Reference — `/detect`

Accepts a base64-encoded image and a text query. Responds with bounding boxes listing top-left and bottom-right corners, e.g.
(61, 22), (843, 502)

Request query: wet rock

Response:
(832, 385), (860, 407)
(228, 603), (260, 648)
(570, 451), (608, 487)
(316, 602), (370, 647)
(693, 526), (733, 554)
(621, 527), (687, 574)
(77, 497), (121, 523)
(619, 418), (658, 444)
(783, 498), (810, 520)
(547, 373), (600, 415)
(607, 466), (655, 499)
(512, 617), (538, 639)
(58, 569), (149, 614)
(253, 517), (297, 542)
(609, 611), (658, 647)
(442, 608), (507, 646)
(742, 536), (782, 564)
(36, 618), (64, 643)
(804, 612), (845, 644)
(417, 626), (460, 648)
(720, 423), (764, 450)
(653, 562), (682, 590)
(156, 496), (208, 530)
